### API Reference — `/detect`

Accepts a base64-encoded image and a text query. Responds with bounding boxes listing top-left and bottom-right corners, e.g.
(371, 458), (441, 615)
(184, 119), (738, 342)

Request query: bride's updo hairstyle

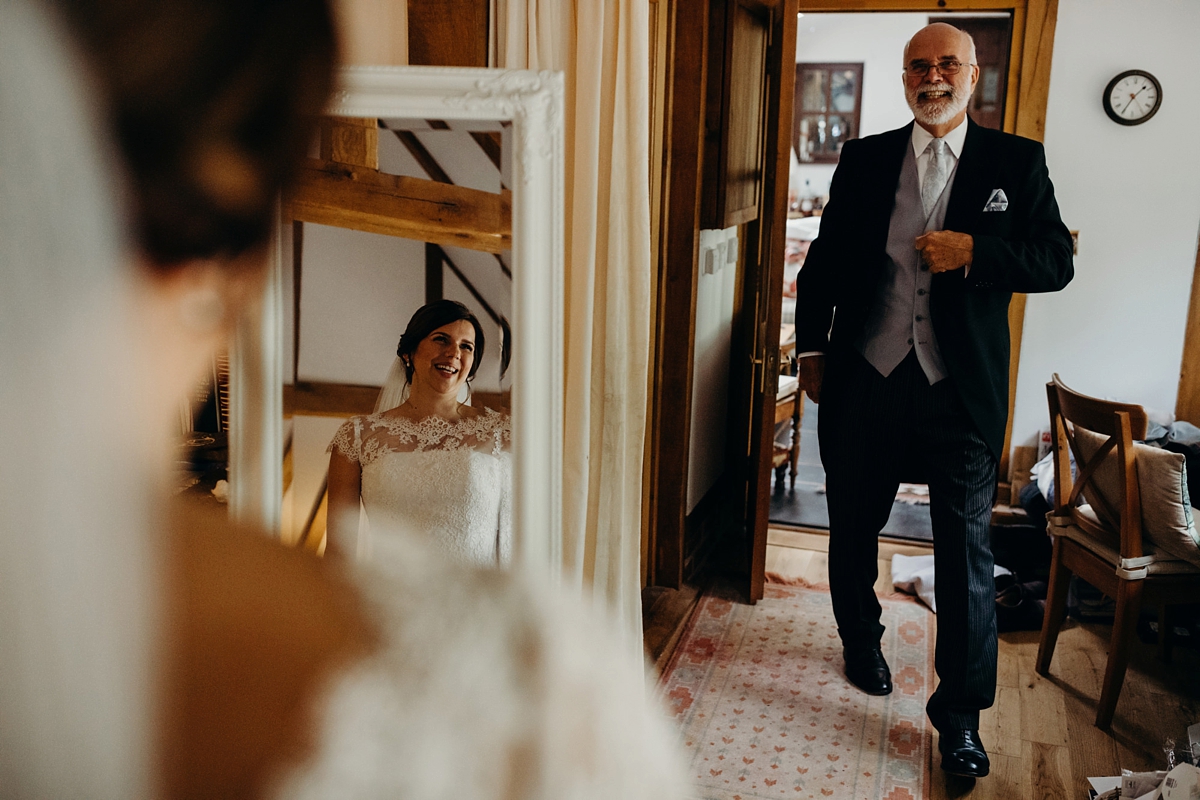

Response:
(397, 300), (487, 385)
(56, 0), (337, 268)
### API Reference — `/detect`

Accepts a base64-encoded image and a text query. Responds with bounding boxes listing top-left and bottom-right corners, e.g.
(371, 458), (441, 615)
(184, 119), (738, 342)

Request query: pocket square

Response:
(983, 188), (1008, 212)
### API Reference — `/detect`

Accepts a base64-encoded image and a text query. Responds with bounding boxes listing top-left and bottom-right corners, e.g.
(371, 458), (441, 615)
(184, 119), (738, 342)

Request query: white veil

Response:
(373, 356), (409, 413)
(0, 2), (154, 796)
(336, 356), (408, 559)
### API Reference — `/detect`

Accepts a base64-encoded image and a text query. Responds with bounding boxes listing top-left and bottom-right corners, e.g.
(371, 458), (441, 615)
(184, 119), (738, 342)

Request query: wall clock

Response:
(1102, 69), (1162, 125)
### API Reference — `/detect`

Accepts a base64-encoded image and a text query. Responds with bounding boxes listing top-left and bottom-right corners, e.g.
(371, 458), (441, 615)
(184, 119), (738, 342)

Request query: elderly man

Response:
(794, 22), (1073, 778)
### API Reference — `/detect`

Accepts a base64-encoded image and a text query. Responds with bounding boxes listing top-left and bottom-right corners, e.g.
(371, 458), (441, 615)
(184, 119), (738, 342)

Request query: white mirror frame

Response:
(229, 66), (565, 574)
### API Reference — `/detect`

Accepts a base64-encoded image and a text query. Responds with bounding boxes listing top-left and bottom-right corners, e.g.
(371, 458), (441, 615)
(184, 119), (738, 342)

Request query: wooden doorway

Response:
(931, 14), (1014, 132)
(740, 0), (1062, 601)
(1177, 235), (1200, 426)
(643, 0), (1060, 604)
(772, 11), (1019, 540)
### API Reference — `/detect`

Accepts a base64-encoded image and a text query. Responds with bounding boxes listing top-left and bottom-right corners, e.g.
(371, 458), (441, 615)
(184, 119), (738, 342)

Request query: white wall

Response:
(688, 228), (740, 512)
(293, 223), (427, 385)
(793, 12), (928, 198)
(1011, 0), (1200, 449)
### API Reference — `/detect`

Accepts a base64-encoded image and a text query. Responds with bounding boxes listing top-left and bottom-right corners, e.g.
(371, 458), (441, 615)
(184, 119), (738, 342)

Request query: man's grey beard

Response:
(906, 81), (971, 127)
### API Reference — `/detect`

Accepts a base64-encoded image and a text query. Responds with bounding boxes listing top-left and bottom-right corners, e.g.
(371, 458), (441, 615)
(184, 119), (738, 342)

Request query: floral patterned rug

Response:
(660, 581), (934, 800)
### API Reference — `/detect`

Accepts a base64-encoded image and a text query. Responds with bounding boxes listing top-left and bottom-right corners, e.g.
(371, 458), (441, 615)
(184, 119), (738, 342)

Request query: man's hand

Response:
(796, 354), (825, 404)
(915, 230), (973, 274)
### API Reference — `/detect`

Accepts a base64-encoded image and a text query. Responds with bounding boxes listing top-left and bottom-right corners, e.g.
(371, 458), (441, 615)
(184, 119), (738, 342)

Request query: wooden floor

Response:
(655, 528), (1200, 799)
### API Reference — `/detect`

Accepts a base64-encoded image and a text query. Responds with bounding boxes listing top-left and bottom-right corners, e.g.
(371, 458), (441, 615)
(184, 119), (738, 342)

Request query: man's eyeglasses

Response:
(904, 59), (972, 78)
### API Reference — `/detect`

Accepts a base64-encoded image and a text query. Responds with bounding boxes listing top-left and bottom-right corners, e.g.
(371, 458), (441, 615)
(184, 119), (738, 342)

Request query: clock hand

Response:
(1119, 84), (1148, 114)
(1119, 94), (1143, 115)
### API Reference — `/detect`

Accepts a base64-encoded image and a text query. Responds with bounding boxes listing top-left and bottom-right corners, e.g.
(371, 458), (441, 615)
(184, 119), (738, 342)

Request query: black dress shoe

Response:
(939, 729), (990, 778)
(842, 647), (892, 695)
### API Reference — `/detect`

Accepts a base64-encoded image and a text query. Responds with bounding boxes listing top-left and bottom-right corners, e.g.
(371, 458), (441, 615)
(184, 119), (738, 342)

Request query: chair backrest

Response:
(1046, 374), (1149, 558)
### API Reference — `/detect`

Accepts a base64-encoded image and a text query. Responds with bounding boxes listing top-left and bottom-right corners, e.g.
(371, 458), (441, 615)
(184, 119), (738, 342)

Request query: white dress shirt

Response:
(911, 116), (968, 190)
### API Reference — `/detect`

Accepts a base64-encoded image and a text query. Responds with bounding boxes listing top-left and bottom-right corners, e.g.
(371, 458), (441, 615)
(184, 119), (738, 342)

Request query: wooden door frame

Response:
(647, 0), (710, 589)
(740, 0), (1061, 601)
(643, 0), (1060, 598)
(1177, 240), (1200, 426)
(791, 0), (1062, 484)
(742, 0), (799, 602)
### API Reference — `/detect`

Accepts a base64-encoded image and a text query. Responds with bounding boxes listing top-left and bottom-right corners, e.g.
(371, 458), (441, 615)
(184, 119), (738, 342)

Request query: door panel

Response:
(735, 0), (797, 602)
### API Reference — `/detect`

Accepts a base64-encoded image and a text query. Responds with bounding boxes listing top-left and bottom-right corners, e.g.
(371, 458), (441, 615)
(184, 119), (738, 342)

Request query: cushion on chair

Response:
(1050, 511), (1200, 577)
(1073, 428), (1200, 568)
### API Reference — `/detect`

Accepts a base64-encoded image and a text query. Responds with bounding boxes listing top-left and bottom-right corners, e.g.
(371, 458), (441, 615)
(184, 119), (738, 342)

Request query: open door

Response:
(723, 0), (797, 603)
(736, 0), (1060, 601)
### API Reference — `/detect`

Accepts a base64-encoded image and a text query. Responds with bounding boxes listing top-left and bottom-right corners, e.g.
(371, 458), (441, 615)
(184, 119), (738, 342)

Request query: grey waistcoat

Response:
(858, 140), (955, 384)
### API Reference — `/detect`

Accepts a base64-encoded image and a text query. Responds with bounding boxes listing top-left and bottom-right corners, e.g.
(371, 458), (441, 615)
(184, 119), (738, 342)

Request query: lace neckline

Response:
(372, 407), (500, 429)
(329, 407), (511, 464)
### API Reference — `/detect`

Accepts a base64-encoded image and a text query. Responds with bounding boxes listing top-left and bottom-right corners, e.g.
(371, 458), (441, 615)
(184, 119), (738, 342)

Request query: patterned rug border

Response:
(660, 580), (936, 800)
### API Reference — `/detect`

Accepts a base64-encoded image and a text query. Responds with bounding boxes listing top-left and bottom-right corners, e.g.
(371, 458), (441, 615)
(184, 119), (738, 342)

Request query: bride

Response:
(326, 300), (512, 567)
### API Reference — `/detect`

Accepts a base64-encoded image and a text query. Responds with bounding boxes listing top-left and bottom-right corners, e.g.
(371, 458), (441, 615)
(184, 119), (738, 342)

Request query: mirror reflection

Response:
(282, 117), (514, 565)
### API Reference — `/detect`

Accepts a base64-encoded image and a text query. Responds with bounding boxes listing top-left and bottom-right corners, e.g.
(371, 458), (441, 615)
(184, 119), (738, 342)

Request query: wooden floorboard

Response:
(650, 536), (1200, 797)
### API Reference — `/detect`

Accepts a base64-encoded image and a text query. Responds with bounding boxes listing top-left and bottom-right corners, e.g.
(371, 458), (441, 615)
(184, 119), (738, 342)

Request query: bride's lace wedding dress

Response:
(271, 528), (687, 800)
(299, 409), (687, 799)
(329, 409), (512, 567)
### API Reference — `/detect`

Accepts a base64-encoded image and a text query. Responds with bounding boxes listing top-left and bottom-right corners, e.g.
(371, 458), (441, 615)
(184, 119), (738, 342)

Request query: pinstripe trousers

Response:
(818, 347), (998, 733)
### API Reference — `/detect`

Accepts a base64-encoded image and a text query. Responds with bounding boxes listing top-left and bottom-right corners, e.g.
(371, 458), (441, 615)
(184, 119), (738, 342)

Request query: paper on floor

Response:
(890, 553), (1010, 614)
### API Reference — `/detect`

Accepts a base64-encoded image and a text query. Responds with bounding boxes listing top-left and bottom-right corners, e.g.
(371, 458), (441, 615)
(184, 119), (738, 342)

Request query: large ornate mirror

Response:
(227, 66), (564, 573)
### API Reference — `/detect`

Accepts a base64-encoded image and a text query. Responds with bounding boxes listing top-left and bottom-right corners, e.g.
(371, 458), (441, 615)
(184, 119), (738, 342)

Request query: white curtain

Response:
(498, 0), (651, 641)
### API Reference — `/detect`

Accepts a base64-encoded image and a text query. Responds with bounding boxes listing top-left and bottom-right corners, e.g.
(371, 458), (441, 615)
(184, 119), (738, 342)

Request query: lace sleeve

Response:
(491, 412), (513, 456)
(327, 417), (363, 464)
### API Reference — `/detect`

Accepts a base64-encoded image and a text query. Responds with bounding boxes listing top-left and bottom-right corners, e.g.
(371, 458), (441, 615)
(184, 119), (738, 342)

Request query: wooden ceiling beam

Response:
(319, 117), (379, 169)
(285, 159), (511, 253)
(470, 131), (503, 171)
(284, 380), (512, 418)
(284, 381), (379, 418)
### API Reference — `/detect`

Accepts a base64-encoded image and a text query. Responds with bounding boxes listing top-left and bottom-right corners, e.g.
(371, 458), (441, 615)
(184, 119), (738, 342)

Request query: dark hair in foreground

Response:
(397, 300), (487, 384)
(56, 0), (338, 267)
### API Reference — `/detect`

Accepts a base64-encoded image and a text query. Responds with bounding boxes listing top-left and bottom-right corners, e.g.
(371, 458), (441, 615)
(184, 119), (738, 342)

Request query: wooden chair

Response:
(1035, 375), (1200, 729)
(773, 388), (802, 489)
(772, 336), (802, 489)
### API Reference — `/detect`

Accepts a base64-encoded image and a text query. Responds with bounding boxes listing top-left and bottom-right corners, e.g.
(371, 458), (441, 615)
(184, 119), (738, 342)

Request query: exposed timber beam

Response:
(284, 381), (379, 418)
(433, 244), (503, 327)
(392, 129), (452, 184)
(470, 131), (502, 171)
(285, 159), (511, 253)
(284, 380), (510, 419)
(319, 117), (379, 169)
(390, 129), (513, 278)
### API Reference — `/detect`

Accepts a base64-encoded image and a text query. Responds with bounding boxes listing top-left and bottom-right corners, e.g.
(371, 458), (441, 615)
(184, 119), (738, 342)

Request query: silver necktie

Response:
(921, 138), (949, 217)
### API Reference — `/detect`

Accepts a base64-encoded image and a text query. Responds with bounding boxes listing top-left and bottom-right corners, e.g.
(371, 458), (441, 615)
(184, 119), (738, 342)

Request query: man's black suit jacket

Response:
(794, 118), (1074, 459)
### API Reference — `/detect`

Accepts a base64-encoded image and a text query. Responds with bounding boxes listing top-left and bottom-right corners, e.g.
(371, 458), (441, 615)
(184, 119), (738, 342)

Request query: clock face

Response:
(1103, 70), (1162, 125)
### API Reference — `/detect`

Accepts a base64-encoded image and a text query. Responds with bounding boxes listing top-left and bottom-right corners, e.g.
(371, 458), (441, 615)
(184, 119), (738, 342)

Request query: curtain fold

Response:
(499, 0), (651, 642)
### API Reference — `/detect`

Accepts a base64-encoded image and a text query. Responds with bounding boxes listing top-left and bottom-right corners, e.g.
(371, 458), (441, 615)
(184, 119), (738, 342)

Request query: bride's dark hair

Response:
(397, 300), (487, 384)
(56, 0), (337, 267)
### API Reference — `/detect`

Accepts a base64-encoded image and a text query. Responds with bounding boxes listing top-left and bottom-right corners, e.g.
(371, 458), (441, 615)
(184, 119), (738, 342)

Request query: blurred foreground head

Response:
(0, 1), (341, 797)
(58, 0), (338, 267)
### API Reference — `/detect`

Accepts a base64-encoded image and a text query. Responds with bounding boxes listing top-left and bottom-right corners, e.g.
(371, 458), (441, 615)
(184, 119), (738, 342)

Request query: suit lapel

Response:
(943, 118), (998, 233)
(862, 123), (913, 253)
(877, 123), (912, 209)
